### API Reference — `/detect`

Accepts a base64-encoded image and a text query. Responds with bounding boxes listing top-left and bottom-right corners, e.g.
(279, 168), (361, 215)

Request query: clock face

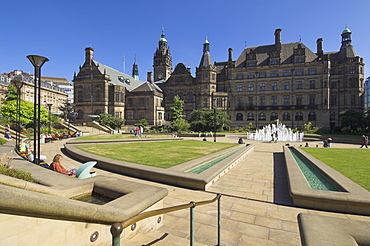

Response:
(158, 74), (163, 79)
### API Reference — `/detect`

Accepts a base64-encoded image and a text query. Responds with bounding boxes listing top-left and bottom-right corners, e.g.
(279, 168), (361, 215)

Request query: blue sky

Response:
(1, 0), (369, 81)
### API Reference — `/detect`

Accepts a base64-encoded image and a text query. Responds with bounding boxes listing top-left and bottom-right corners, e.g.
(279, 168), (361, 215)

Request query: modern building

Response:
(365, 77), (370, 110)
(73, 47), (164, 125)
(42, 76), (74, 104)
(156, 28), (365, 130)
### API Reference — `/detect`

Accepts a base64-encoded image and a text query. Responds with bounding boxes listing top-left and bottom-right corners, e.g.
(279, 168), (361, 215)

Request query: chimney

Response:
(274, 29), (282, 51)
(316, 38), (323, 57)
(228, 48), (233, 61)
(85, 47), (94, 64)
(147, 71), (153, 83)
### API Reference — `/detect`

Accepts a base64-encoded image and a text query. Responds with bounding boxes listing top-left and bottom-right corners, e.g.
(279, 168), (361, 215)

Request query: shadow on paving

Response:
(273, 152), (294, 206)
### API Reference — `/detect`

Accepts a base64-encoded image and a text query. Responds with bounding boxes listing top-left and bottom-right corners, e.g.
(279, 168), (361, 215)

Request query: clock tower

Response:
(153, 28), (172, 82)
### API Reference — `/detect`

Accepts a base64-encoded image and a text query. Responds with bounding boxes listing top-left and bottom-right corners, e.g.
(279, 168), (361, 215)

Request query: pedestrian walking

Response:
(360, 135), (368, 148)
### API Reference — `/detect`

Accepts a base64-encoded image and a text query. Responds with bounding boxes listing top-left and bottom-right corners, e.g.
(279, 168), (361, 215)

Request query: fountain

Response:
(247, 120), (304, 142)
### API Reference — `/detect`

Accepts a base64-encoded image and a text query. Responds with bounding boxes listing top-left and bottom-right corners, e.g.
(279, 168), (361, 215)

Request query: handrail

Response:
(111, 193), (221, 246)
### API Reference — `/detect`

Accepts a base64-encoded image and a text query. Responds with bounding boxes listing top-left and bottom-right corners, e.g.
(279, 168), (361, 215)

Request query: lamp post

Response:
(27, 55), (49, 164)
(47, 103), (53, 134)
(13, 77), (24, 148)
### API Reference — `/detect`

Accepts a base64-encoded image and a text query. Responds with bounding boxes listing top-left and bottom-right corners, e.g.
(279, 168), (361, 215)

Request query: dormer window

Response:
(270, 58), (279, 65)
(247, 61), (256, 67)
(294, 44), (305, 63)
(294, 57), (305, 63)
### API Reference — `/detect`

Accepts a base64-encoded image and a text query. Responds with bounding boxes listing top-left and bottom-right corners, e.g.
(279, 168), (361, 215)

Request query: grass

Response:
(75, 140), (236, 168)
(301, 148), (370, 191)
(77, 134), (171, 140)
(304, 133), (364, 141)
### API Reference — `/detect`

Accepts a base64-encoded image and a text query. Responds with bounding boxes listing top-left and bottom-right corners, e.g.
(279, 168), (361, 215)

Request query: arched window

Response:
(270, 112), (278, 121)
(247, 113), (254, 120)
(308, 112), (316, 121)
(236, 113), (243, 121)
(283, 112), (290, 120)
(295, 112), (303, 121)
(283, 112), (290, 121)
(259, 113), (266, 121)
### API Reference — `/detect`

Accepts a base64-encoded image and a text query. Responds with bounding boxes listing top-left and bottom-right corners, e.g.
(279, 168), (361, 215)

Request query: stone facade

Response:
(156, 28), (365, 130)
(73, 48), (164, 125)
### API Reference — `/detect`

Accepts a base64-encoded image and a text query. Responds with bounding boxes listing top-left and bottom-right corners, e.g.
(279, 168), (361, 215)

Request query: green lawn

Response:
(75, 140), (236, 168)
(77, 134), (171, 140)
(301, 148), (370, 191)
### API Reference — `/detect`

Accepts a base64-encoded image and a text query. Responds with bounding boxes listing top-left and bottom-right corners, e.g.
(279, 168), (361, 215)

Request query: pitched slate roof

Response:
(132, 81), (163, 93)
(234, 42), (318, 68)
(93, 61), (144, 92)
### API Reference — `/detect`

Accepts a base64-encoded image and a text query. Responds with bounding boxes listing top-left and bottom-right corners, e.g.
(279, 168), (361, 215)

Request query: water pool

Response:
(289, 148), (345, 191)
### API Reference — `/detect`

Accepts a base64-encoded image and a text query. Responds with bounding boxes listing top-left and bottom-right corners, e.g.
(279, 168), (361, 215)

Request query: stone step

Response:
(123, 230), (209, 246)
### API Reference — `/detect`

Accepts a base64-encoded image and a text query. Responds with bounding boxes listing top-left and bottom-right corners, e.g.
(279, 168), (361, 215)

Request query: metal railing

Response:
(110, 194), (221, 246)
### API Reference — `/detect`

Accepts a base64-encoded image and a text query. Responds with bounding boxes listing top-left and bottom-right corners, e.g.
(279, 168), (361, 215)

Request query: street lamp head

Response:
(12, 77), (24, 90)
(47, 103), (53, 108)
(26, 55), (49, 68)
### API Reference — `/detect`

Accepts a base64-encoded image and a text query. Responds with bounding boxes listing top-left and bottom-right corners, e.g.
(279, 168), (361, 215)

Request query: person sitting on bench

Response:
(49, 154), (77, 177)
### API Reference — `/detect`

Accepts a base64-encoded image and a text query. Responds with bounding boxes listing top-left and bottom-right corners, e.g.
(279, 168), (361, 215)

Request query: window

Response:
(283, 95), (290, 106)
(248, 97), (253, 106)
(247, 73), (255, 79)
(296, 95), (302, 105)
(228, 74), (232, 80)
(271, 82), (277, 90)
(203, 98), (208, 107)
(351, 94), (356, 105)
(271, 96), (277, 106)
(247, 113), (254, 120)
(331, 95), (337, 105)
(350, 66), (356, 74)
(330, 112), (335, 120)
(282, 70), (291, 76)
(236, 73), (244, 79)
(310, 80), (316, 89)
(294, 57), (305, 63)
(260, 96), (265, 106)
(295, 69), (304, 75)
(259, 83), (265, 91)
(308, 112), (316, 121)
(237, 97), (243, 105)
(283, 112), (290, 121)
(259, 71), (266, 78)
(270, 112), (278, 121)
(248, 84), (254, 91)
(204, 73), (209, 79)
(295, 112), (303, 121)
(127, 98), (133, 107)
(270, 71), (279, 77)
(284, 82), (290, 90)
(216, 98), (223, 108)
(331, 81), (338, 89)
(259, 112), (266, 120)
(296, 81), (302, 89)
(186, 92), (193, 103)
(309, 95), (315, 106)
(236, 113), (243, 121)
(308, 68), (317, 75)
(247, 61), (256, 67)
(237, 84), (243, 92)
(127, 112), (133, 120)
(270, 58), (279, 65)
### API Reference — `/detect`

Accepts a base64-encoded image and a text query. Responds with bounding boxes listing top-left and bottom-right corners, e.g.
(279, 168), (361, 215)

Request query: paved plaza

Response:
(33, 135), (370, 245)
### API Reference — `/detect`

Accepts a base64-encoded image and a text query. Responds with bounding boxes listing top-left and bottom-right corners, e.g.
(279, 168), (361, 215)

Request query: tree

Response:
(134, 119), (149, 128)
(170, 95), (189, 132)
(170, 95), (186, 122)
(99, 113), (125, 129)
(0, 100), (50, 128)
(339, 110), (364, 130)
(188, 109), (230, 132)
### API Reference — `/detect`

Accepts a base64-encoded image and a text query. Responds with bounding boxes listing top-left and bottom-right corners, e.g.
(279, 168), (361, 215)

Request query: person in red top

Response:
(49, 154), (77, 176)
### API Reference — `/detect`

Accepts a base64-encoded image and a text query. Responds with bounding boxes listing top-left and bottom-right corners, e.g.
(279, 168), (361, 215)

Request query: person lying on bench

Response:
(49, 154), (77, 177)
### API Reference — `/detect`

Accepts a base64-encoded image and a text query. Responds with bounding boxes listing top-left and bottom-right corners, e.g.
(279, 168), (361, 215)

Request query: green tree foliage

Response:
(170, 95), (186, 122)
(302, 122), (319, 134)
(0, 100), (49, 128)
(339, 110), (366, 129)
(4, 84), (18, 101)
(99, 113), (125, 129)
(188, 109), (230, 132)
(170, 95), (189, 132)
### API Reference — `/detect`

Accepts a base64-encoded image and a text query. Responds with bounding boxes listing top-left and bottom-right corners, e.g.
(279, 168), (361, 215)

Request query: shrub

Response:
(0, 165), (35, 182)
